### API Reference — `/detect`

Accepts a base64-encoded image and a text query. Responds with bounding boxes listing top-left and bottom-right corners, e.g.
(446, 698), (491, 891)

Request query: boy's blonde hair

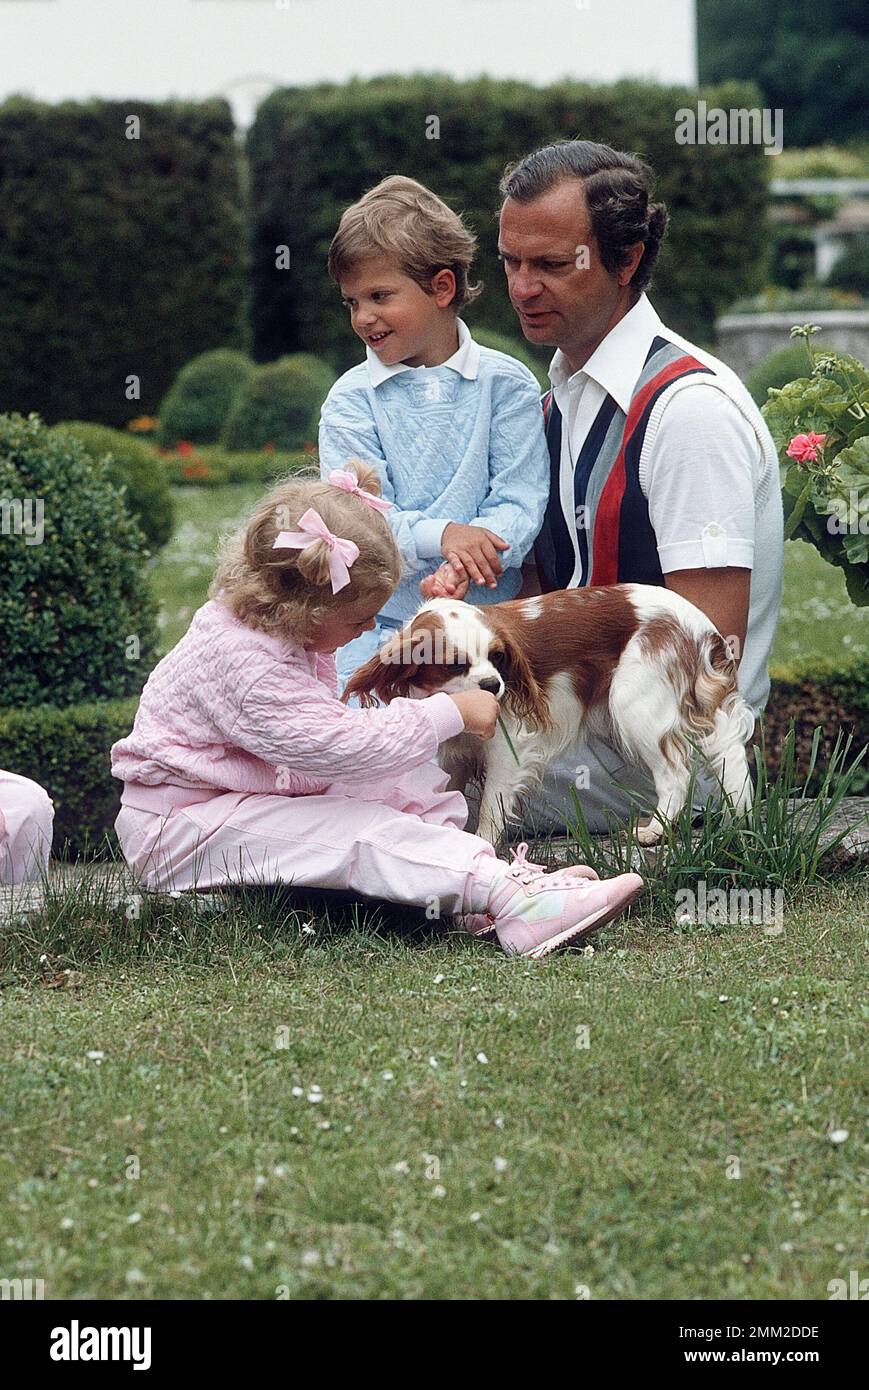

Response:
(209, 460), (401, 643)
(327, 175), (482, 310)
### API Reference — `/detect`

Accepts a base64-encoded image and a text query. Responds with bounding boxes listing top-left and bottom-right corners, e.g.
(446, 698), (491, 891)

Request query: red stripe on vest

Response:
(589, 355), (707, 586)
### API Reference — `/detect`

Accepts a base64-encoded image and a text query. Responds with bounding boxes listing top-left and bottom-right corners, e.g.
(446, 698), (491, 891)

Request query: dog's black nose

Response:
(478, 677), (501, 695)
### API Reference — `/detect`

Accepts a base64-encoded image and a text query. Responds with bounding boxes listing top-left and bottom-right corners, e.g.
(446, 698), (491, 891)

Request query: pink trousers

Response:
(114, 761), (504, 918)
(0, 769), (54, 885)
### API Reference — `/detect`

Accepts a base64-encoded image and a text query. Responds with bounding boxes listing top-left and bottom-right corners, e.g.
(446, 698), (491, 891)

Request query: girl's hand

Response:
(448, 689), (500, 740)
(420, 562), (470, 601)
(441, 523), (508, 589)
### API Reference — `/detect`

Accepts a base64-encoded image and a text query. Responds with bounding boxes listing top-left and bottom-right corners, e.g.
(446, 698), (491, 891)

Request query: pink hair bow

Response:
(328, 468), (393, 513)
(272, 507), (360, 593)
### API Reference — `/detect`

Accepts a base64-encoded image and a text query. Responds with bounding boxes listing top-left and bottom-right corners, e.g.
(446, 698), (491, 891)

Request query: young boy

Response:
(318, 175), (549, 689)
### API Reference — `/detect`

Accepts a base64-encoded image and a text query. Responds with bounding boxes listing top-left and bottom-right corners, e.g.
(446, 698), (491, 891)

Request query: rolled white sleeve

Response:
(641, 384), (759, 573)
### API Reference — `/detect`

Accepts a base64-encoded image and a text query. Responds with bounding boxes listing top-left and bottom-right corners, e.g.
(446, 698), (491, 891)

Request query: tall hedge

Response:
(247, 76), (770, 372)
(0, 96), (248, 428)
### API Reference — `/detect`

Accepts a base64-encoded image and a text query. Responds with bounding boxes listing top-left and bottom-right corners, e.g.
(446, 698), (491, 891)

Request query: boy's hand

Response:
(440, 523), (508, 589)
(419, 561), (470, 601)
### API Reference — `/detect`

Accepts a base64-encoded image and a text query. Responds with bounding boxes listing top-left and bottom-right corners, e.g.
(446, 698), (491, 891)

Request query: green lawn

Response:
(1, 880), (865, 1299)
(147, 484), (264, 655)
(149, 486), (869, 671)
(773, 540), (869, 674)
(3, 483), (863, 1302)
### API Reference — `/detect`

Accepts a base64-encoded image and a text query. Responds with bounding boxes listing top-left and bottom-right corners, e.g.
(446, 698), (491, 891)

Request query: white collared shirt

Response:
(546, 294), (783, 712)
(366, 313), (481, 388)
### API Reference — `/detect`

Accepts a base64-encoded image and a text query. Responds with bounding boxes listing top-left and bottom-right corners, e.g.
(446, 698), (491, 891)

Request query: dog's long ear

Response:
(340, 624), (420, 706)
(488, 621), (550, 729)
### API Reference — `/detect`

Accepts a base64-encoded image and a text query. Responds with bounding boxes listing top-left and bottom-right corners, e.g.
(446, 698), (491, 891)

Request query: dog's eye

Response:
(489, 651), (505, 671)
(444, 661), (469, 674)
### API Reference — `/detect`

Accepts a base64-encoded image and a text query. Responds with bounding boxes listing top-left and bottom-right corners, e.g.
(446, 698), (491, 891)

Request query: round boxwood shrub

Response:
(157, 347), (256, 446)
(746, 341), (832, 406)
(220, 353), (335, 451)
(471, 327), (550, 390)
(52, 421), (174, 552)
(0, 413), (159, 709)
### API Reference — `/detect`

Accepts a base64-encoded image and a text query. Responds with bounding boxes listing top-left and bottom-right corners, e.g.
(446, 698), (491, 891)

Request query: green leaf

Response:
(780, 461), (807, 499)
(842, 530), (869, 565)
(820, 437), (869, 564)
(763, 376), (856, 453)
(844, 565), (869, 607)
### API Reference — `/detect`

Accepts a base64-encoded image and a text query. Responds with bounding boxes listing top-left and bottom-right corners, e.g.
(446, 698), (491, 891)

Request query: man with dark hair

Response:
(437, 140), (783, 833)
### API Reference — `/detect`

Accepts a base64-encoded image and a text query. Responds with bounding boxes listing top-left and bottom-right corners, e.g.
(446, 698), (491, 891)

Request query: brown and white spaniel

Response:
(342, 585), (756, 846)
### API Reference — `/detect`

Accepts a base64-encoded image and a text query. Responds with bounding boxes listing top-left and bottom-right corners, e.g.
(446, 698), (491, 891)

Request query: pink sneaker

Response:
(488, 865), (644, 959)
(452, 843), (600, 939)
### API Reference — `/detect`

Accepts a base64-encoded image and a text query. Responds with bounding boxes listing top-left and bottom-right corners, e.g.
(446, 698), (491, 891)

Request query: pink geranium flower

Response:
(786, 432), (826, 464)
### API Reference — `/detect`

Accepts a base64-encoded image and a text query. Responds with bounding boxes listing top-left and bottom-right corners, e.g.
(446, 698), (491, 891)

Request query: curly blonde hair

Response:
(209, 460), (401, 643)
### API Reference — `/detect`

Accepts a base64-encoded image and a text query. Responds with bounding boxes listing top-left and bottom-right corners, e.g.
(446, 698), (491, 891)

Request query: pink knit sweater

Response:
(111, 599), (465, 813)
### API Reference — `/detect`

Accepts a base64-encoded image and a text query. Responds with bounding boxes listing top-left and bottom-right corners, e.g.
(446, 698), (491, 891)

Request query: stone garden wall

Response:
(715, 310), (869, 377)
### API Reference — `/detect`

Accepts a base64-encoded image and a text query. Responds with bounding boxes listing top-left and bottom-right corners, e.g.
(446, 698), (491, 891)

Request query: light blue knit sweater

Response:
(317, 335), (550, 622)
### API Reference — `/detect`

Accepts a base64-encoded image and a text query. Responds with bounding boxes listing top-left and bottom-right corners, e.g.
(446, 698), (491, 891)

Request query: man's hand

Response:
(665, 567), (751, 662)
(441, 522), (508, 589)
(420, 561), (470, 601)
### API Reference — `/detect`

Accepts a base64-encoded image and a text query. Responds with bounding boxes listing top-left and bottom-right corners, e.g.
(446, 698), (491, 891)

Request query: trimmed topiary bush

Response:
(472, 328), (550, 391)
(0, 413), (159, 709)
(220, 354), (335, 452)
(746, 341), (833, 407)
(52, 421), (175, 552)
(157, 348), (256, 446)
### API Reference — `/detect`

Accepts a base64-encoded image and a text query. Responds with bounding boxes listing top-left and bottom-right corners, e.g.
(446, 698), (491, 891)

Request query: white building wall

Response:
(0, 0), (697, 128)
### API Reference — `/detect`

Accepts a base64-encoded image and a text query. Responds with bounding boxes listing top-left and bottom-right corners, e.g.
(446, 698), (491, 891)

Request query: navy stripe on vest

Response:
(535, 392), (574, 590)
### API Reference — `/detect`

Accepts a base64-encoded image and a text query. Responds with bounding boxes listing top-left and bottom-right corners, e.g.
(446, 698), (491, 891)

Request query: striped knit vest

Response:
(535, 335), (715, 591)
